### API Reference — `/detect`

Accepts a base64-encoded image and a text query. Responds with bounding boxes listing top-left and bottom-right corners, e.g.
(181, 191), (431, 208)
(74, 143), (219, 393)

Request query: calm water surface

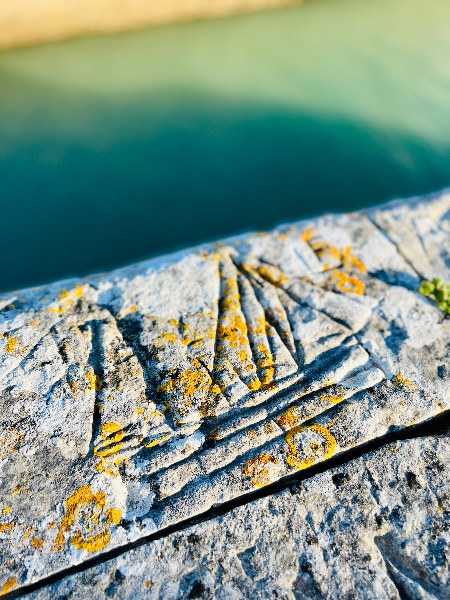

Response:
(1, 0), (450, 292)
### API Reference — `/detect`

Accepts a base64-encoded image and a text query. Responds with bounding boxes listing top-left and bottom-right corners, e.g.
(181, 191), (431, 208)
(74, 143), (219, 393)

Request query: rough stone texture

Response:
(28, 435), (450, 600)
(0, 0), (300, 50)
(0, 190), (449, 597)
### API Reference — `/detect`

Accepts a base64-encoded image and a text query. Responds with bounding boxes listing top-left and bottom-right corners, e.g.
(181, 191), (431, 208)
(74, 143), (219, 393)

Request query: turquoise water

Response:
(1, 0), (450, 292)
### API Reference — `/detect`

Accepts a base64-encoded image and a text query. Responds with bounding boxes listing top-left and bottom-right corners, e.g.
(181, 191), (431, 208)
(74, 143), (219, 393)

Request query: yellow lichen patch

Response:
(247, 377), (261, 391)
(256, 264), (289, 288)
(319, 392), (344, 404)
(86, 370), (103, 391)
(4, 336), (18, 353)
(329, 270), (365, 295)
(0, 429), (24, 457)
(285, 424), (336, 470)
(0, 523), (15, 534)
(276, 406), (301, 429)
(301, 226), (315, 242)
(48, 286), (84, 314)
(146, 580), (153, 588)
(130, 305), (138, 313)
(158, 362), (212, 406)
(2, 507), (12, 517)
(54, 485), (121, 552)
(179, 369), (211, 398)
(31, 536), (45, 550)
(136, 407), (144, 415)
(341, 246), (367, 274)
(1, 578), (18, 596)
(145, 434), (170, 449)
(257, 343), (275, 387)
(247, 429), (258, 437)
(160, 331), (178, 344)
(243, 453), (279, 487)
(94, 422), (124, 458)
(392, 374), (417, 390)
(310, 240), (342, 260)
(306, 234), (367, 276)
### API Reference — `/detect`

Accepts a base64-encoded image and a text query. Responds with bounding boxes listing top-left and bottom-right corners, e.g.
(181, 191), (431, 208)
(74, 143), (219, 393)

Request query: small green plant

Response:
(419, 278), (450, 314)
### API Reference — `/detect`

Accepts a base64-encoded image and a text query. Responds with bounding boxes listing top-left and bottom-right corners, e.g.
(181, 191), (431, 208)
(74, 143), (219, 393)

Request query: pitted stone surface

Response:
(0, 190), (449, 596)
(28, 435), (450, 600)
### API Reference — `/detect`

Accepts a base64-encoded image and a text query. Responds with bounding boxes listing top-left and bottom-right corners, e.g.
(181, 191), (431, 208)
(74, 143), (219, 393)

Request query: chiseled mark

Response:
(94, 422), (124, 475)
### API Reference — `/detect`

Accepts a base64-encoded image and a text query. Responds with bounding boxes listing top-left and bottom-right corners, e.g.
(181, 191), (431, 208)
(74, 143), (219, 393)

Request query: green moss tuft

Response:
(419, 278), (450, 314)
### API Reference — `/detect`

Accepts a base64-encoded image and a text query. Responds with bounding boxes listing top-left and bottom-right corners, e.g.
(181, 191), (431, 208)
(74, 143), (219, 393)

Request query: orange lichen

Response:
(285, 424), (336, 470)
(130, 305), (138, 313)
(257, 343), (275, 387)
(392, 374), (417, 390)
(319, 392), (344, 404)
(3, 336), (18, 353)
(145, 434), (170, 448)
(243, 453), (279, 487)
(306, 233), (367, 276)
(160, 331), (178, 344)
(146, 580), (153, 588)
(301, 227), (315, 242)
(94, 423), (125, 474)
(94, 422), (123, 458)
(311, 240), (342, 260)
(329, 270), (365, 295)
(48, 286), (84, 314)
(1, 578), (18, 596)
(256, 264), (289, 288)
(341, 246), (367, 274)
(247, 377), (261, 391)
(247, 429), (258, 437)
(179, 369), (211, 398)
(31, 537), (44, 550)
(0, 523), (15, 534)
(54, 485), (121, 552)
(276, 406), (301, 429)
(0, 429), (24, 457)
(86, 371), (103, 391)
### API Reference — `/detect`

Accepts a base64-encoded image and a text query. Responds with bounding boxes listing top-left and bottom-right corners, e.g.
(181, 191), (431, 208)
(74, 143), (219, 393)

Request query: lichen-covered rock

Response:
(28, 435), (450, 600)
(0, 190), (449, 597)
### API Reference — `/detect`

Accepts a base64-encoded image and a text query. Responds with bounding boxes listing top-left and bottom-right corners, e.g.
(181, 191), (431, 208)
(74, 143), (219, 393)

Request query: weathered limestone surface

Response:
(0, 190), (449, 597)
(0, 0), (300, 50)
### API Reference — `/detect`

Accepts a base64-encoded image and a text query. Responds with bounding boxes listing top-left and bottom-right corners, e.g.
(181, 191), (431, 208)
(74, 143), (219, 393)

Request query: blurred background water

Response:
(1, 0), (450, 293)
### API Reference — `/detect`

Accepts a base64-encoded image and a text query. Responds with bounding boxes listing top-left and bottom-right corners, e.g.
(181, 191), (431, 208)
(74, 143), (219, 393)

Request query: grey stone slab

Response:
(29, 435), (450, 600)
(0, 191), (449, 596)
